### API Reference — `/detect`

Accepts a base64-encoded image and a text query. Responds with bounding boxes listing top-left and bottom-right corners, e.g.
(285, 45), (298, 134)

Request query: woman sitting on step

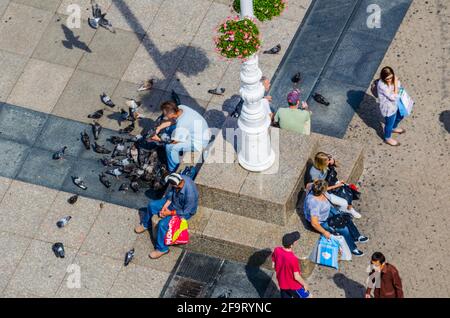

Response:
(307, 152), (361, 219)
(304, 180), (369, 257)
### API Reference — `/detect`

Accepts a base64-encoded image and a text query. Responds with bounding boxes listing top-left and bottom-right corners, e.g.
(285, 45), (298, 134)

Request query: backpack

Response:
(371, 79), (380, 98)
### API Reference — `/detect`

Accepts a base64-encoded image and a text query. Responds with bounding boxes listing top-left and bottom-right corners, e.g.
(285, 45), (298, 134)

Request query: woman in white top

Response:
(377, 66), (406, 146)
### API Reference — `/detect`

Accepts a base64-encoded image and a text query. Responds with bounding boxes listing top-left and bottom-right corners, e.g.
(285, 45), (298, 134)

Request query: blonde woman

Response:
(308, 152), (361, 219)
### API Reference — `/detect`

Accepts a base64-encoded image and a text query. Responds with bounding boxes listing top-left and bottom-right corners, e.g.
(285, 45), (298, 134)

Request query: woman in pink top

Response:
(271, 231), (311, 298)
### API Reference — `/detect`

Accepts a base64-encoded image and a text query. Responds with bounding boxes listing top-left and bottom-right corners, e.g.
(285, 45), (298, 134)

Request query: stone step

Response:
(183, 206), (319, 277)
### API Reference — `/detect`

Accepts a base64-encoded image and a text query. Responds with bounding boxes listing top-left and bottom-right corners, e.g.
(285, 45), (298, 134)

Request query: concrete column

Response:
(237, 0), (275, 172)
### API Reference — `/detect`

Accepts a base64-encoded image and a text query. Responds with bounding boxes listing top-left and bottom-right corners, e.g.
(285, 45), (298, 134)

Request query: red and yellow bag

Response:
(164, 216), (189, 246)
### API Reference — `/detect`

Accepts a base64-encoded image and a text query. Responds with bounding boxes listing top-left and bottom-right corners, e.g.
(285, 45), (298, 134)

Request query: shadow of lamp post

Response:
(237, 0), (275, 172)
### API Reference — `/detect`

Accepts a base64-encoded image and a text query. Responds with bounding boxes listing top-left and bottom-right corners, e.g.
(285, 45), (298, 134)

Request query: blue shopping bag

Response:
(316, 235), (340, 270)
(398, 88), (414, 117)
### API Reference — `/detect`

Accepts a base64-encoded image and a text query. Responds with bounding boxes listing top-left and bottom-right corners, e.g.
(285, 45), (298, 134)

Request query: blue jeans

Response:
(321, 210), (361, 251)
(384, 107), (404, 140)
(165, 142), (195, 172)
(141, 198), (192, 253)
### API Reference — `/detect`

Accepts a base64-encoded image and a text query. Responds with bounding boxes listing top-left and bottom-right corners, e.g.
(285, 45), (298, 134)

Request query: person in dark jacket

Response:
(135, 173), (199, 259)
(365, 252), (404, 298)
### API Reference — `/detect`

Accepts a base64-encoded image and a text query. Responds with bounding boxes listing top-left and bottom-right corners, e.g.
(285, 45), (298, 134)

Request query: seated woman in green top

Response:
(274, 89), (311, 135)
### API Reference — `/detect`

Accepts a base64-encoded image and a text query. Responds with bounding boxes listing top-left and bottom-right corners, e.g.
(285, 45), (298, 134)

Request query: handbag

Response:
(371, 79), (380, 98)
(398, 88), (414, 117)
(314, 235), (340, 269)
(164, 215), (189, 246)
(325, 165), (339, 186)
(348, 183), (361, 200)
(332, 235), (352, 261)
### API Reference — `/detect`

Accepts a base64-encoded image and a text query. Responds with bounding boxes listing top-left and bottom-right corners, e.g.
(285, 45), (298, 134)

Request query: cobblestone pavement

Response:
(307, 0), (450, 298)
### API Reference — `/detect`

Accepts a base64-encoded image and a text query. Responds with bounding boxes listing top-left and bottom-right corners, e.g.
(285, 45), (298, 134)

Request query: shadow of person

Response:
(333, 273), (366, 298)
(61, 24), (92, 53)
(245, 249), (278, 298)
(348, 90), (385, 139)
(439, 110), (450, 133)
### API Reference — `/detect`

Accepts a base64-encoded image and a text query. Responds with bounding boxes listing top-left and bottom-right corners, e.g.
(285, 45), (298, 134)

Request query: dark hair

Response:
(311, 180), (328, 196)
(288, 101), (297, 107)
(380, 66), (395, 85)
(371, 252), (386, 264)
(160, 101), (179, 114)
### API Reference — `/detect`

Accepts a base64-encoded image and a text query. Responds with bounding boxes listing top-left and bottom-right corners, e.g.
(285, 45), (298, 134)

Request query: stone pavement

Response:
(0, 0), (311, 298)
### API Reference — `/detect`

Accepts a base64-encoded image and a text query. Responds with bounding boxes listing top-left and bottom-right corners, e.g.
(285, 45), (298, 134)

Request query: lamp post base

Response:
(238, 148), (275, 172)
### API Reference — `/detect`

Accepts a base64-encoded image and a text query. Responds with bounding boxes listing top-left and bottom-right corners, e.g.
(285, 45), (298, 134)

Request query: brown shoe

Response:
(149, 250), (169, 259)
(134, 225), (147, 234)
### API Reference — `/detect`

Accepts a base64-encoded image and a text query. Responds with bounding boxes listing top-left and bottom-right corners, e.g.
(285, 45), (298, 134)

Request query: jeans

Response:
(141, 198), (192, 253)
(321, 210), (361, 251)
(165, 142), (195, 172)
(384, 107), (404, 140)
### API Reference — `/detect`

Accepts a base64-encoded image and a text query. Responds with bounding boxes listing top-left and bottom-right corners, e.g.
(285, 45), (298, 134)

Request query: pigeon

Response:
(137, 79), (154, 92)
(100, 93), (115, 107)
(99, 173), (112, 188)
(313, 93), (330, 106)
(171, 89), (181, 106)
(124, 248), (135, 266)
(129, 145), (139, 163)
(109, 136), (124, 145)
(94, 142), (112, 154)
(68, 195), (78, 205)
(125, 99), (142, 120)
(263, 44), (281, 54)
(208, 88), (225, 96)
(119, 122), (135, 134)
(101, 157), (115, 167)
(72, 176), (87, 190)
(89, 1), (115, 33)
(53, 146), (67, 160)
(81, 131), (91, 150)
(291, 72), (302, 84)
(130, 181), (139, 192)
(107, 168), (122, 177)
(91, 121), (102, 140)
(120, 108), (129, 121)
(87, 109), (104, 119)
(112, 143), (126, 158)
(56, 216), (72, 228)
(230, 98), (244, 118)
(119, 183), (129, 192)
(128, 134), (143, 143)
(52, 242), (65, 258)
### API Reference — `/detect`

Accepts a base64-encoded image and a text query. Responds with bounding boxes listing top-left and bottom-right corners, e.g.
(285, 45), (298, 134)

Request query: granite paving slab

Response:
(0, 2), (53, 56)
(0, 50), (27, 102)
(11, 0), (63, 12)
(7, 59), (74, 113)
(57, 0), (112, 21)
(0, 139), (31, 179)
(0, 1), (10, 18)
(0, 232), (31, 292)
(0, 176), (12, 200)
(32, 13), (96, 68)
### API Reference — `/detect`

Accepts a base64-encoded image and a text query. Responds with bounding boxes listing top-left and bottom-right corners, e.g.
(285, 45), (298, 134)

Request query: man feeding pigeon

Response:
(274, 89), (312, 135)
(135, 173), (199, 259)
(149, 101), (210, 172)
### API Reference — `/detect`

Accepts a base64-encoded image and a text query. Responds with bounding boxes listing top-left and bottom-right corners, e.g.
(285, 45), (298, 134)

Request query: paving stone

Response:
(57, 0), (112, 21)
(122, 35), (188, 90)
(146, 0), (211, 44)
(32, 13), (96, 68)
(282, 0), (311, 22)
(80, 203), (138, 260)
(0, 1), (10, 18)
(0, 139), (31, 179)
(0, 180), (58, 236)
(108, 264), (169, 298)
(56, 251), (122, 297)
(0, 50), (27, 102)
(0, 232), (31, 291)
(0, 3), (53, 56)
(107, 0), (162, 35)
(11, 0), (63, 11)
(1, 287), (41, 298)
(132, 233), (182, 273)
(7, 59), (74, 113)
(0, 103), (49, 146)
(7, 239), (77, 297)
(78, 29), (143, 79)
(52, 70), (119, 124)
(0, 176), (12, 200)
(16, 147), (75, 189)
(35, 191), (102, 249)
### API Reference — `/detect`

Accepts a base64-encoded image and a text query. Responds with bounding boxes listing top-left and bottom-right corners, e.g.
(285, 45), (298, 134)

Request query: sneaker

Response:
(352, 249), (365, 257)
(357, 236), (369, 243)
(348, 208), (362, 219)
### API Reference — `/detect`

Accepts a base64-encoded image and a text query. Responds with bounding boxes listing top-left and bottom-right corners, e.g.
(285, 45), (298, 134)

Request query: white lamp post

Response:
(237, 0), (275, 172)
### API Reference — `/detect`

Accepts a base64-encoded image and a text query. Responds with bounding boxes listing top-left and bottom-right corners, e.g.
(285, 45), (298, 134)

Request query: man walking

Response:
(272, 231), (311, 298)
(365, 252), (404, 298)
(135, 173), (199, 259)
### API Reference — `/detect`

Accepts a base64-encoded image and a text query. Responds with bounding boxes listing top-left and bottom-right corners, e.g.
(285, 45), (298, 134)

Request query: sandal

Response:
(392, 128), (406, 134)
(384, 140), (401, 147)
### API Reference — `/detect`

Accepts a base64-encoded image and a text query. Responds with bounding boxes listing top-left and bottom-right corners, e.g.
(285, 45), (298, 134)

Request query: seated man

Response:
(304, 180), (369, 257)
(150, 101), (210, 172)
(274, 89), (311, 135)
(135, 173), (199, 259)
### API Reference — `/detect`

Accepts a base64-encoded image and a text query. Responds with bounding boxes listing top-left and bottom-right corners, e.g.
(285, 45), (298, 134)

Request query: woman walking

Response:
(377, 66), (406, 146)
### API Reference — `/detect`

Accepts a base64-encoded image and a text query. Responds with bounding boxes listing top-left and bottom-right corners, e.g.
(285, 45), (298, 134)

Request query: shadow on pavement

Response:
(333, 273), (366, 298)
(246, 249), (278, 298)
(61, 24), (92, 53)
(351, 91), (385, 139)
(439, 110), (450, 133)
